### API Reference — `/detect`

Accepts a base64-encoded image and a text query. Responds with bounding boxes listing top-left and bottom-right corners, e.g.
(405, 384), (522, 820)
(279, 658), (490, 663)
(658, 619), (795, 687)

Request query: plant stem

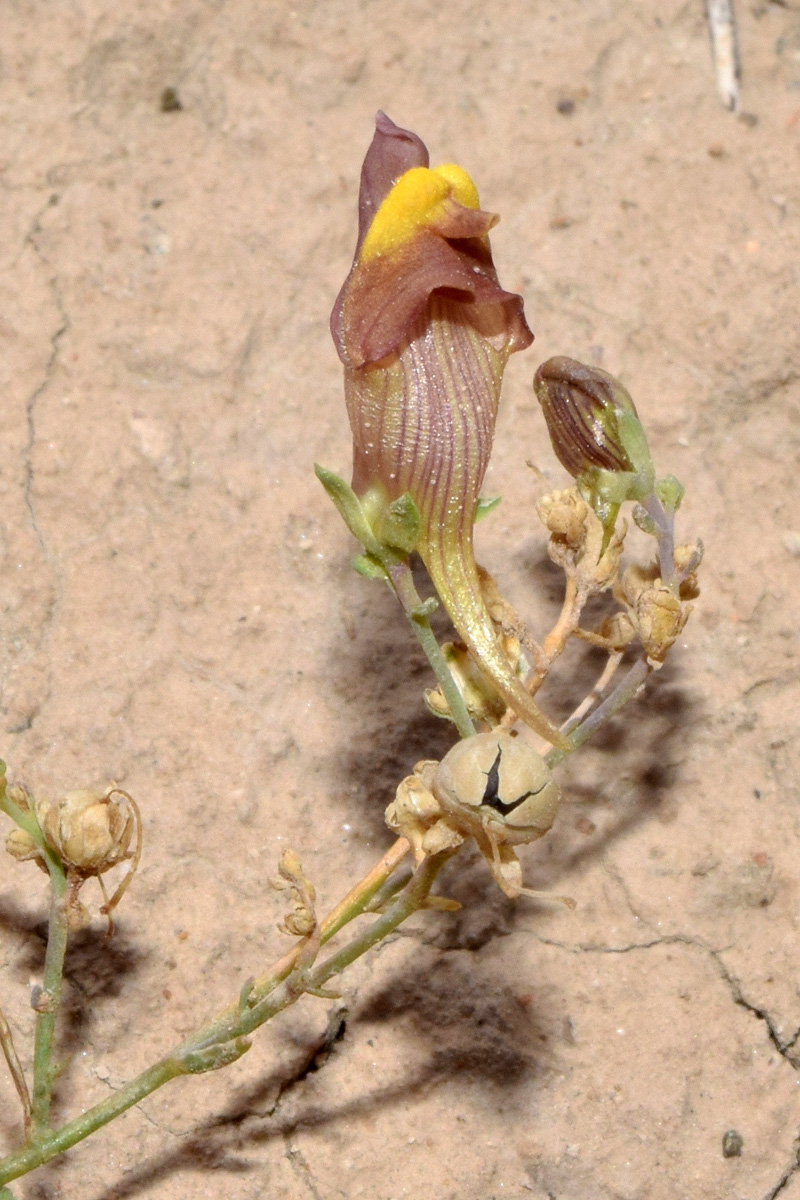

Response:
(544, 657), (652, 770)
(389, 561), (476, 740)
(30, 861), (69, 1137)
(0, 837), (428, 1186)
(642, 493), (676, 587)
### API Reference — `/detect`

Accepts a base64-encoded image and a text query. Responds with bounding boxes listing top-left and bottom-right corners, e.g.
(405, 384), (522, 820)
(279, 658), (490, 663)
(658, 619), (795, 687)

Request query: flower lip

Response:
(331, 113), (532, 370)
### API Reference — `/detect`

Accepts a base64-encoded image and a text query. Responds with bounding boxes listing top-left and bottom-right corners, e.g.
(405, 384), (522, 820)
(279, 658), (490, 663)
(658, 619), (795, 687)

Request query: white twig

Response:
(706, 0), (741, 111)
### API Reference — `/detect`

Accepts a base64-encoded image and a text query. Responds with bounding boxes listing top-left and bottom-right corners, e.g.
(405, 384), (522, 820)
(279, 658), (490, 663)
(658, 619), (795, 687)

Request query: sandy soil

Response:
(1, 1), (799, 1197)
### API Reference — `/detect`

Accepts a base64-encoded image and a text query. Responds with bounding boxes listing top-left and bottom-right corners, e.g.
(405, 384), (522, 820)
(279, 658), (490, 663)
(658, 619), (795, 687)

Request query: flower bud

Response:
(534, 358), (644, 473)
(37, 789), (135, 875)
(534, 357), (655, 538)
(5, 826), (42, 865)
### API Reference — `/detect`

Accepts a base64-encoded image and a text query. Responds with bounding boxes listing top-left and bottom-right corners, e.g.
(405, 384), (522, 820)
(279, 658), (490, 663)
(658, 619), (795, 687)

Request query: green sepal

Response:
(314, 465), (381, 555)
(475, 495), (501, 522)
(579, 460), (654, 548)
(352, 553), (390, 581)
(375, 492), (421, 554)
(632, 504), (657, 536)
(410, 596), (439, 620)
(655, 474), (685, 513)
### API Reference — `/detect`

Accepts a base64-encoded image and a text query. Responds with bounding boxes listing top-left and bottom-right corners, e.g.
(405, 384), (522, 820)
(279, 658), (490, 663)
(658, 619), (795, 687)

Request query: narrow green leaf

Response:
(352, 554), (389, 580)
(655, 474), (685, 513)
(314, 465), (381, 554)
(410, 596), (439, 619)
(632, 504), (657, 536)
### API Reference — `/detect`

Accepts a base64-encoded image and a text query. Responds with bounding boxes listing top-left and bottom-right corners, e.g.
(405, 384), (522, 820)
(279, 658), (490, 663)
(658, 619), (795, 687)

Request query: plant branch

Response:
(545, 656), (652, 769)
(30, 859), (69, 1137)
(0, 836), (427, 1186)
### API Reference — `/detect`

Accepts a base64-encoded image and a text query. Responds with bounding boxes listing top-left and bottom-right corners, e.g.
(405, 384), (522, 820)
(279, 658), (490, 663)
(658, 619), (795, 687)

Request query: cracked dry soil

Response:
(1, 2), (800, 1198)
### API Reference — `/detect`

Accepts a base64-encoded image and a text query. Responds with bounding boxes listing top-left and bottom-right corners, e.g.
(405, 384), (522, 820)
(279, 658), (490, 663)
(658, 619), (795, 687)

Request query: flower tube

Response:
(331, 113), (566, 748)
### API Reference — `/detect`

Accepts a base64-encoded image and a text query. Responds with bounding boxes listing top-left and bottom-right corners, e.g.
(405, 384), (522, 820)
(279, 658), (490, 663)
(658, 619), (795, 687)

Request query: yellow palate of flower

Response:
(360, 164), (480, 263)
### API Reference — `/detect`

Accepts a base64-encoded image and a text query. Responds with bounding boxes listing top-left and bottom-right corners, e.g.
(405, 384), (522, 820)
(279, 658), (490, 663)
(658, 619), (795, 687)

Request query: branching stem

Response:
(0, 837), (431, 1187)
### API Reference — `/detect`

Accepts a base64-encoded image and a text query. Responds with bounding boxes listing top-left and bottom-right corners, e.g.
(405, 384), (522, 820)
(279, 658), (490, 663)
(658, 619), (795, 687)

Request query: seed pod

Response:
(433, 730), (560, 847)
(5, 827), (43, 866)
(37, 789), (135, 876)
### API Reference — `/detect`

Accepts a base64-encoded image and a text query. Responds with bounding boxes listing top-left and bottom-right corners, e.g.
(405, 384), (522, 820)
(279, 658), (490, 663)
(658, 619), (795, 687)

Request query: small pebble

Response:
(556, 98), (575, 115)
(160, 86), (183, 113)
(722, 1129), (744, 1158)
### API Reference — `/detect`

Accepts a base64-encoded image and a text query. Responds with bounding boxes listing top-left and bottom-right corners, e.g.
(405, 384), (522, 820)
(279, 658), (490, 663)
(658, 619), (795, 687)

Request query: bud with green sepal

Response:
(533, 356), (656, 546)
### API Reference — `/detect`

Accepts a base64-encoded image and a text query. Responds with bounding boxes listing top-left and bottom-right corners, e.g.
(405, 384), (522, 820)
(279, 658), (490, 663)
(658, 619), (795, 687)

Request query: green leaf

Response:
(314, 465), (381, 554)
(655, 474), (685, 513)
(475, 496), (501, 522)
(180, 1038), (252, 1074)
(352, 553), (389, 580)
(410, 596), (439, 619)
(632, 504), (657, 536)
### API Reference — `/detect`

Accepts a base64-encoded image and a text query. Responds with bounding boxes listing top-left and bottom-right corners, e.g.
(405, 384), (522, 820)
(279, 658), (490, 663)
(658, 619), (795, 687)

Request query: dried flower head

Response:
(37, 789), (136, 876)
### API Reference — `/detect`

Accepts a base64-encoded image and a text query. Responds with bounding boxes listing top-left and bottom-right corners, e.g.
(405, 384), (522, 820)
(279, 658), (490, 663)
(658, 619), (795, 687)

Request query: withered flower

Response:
(331, 113), (566, 747)
(533, 357), (654, 537)
(37, 789), (136, 876)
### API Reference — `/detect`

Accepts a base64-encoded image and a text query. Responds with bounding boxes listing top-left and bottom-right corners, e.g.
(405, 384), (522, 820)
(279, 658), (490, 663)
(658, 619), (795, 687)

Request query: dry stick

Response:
(0, 836), (416, 1187)
(0, 1007), (31, 1137)
(706, 0), (741, 111)
(496, 575), (584, 737)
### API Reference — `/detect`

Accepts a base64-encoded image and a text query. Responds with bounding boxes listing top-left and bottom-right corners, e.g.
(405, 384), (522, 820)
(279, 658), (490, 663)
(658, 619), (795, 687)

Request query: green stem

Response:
(544, 657), (652, 770)
(0, 840), (447, 1187)
(641, 493), (676, 587)
(0, 779), (71, 1140)
(30, 861), (69, 1137)
(388, 561), (476, 740)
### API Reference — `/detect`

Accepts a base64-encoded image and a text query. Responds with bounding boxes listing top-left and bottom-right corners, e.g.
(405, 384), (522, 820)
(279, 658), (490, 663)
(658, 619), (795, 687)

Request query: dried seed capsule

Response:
(433, 730), (560, 847)
(37, 789), (135, 875)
